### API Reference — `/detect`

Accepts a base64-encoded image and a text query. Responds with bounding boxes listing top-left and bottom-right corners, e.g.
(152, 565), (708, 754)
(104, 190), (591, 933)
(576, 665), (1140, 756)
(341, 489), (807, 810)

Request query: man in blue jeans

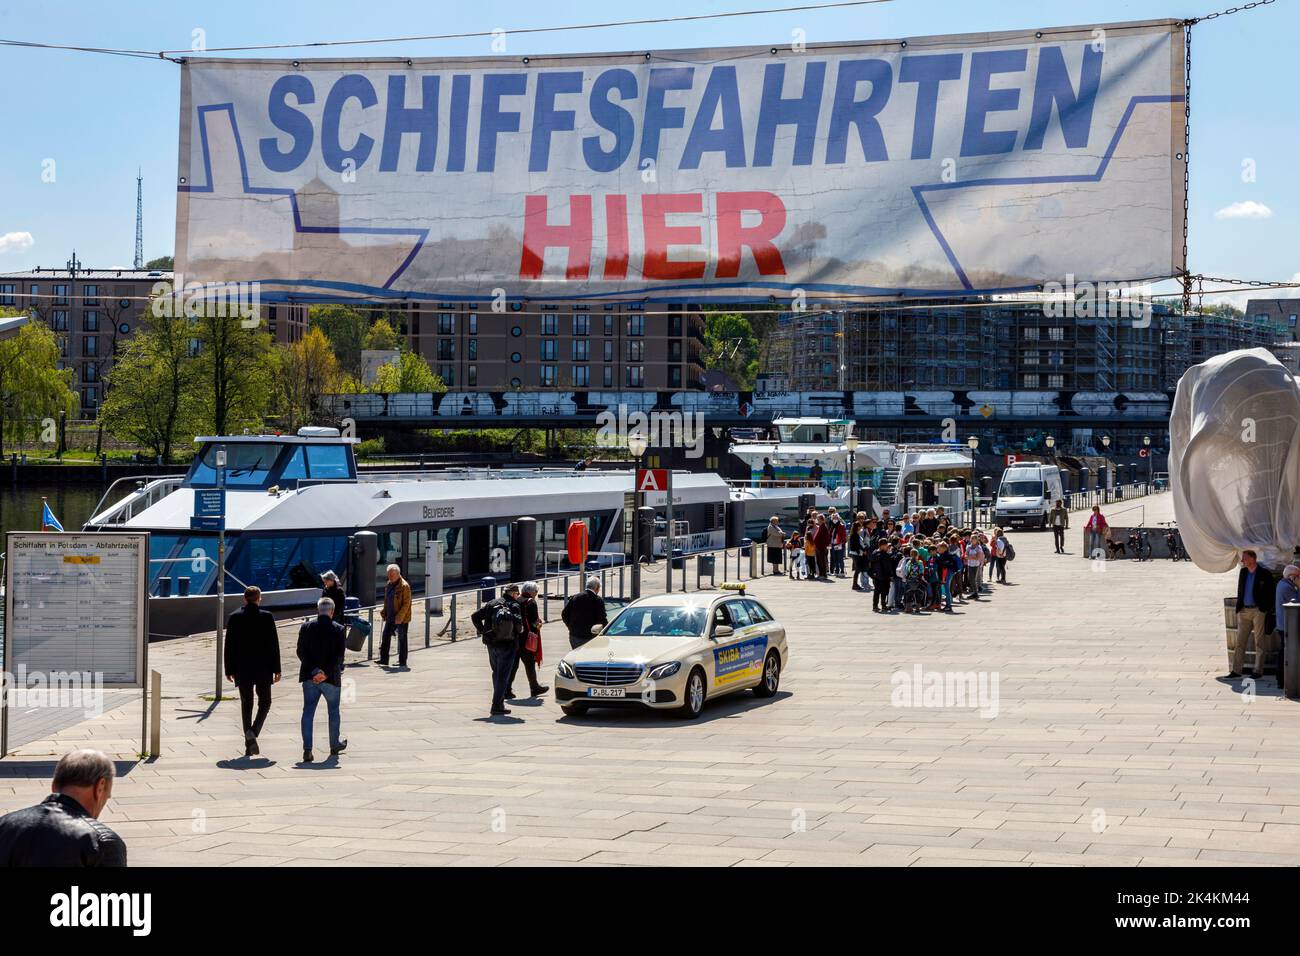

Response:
(471, 584), (523, 716)
(298, 597), (348, 762)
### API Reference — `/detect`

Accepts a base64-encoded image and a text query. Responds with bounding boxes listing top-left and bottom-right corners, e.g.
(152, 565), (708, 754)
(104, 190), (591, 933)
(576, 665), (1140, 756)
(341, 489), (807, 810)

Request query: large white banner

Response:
(176, 19), (1185, 302)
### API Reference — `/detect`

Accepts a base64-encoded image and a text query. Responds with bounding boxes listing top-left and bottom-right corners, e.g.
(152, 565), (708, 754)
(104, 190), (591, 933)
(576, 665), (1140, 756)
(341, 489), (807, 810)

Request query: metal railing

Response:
(277, 540), (762, 660)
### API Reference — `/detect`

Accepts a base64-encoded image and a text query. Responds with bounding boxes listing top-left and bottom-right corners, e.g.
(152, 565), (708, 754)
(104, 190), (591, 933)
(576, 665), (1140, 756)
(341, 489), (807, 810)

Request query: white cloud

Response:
(1214, 200), (1273, 220)
(0, 231), (34, 255)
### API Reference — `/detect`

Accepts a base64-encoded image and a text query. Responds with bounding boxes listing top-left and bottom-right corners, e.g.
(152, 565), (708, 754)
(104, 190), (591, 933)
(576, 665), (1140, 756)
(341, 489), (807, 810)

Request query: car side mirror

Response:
(713, 625), (734, 638)
(590, 624), (603, 636)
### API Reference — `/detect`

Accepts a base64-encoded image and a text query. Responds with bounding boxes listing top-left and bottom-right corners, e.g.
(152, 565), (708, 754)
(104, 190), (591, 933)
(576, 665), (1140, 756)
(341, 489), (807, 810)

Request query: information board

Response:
(3, 533), (149, 689)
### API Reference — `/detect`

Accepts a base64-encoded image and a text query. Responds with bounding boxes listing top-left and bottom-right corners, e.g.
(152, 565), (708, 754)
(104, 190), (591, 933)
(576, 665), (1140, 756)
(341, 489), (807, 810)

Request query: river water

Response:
(0, 484), (107, 542)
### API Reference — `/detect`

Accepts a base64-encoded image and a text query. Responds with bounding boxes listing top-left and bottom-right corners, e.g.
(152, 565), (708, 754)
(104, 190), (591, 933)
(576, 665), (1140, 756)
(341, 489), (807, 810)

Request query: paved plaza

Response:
(3, 491), (1300, 867)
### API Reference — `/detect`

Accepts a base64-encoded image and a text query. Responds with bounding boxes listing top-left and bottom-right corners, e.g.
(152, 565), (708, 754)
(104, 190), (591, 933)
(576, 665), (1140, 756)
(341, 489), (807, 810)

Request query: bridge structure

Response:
(320, 388), (1174, 433)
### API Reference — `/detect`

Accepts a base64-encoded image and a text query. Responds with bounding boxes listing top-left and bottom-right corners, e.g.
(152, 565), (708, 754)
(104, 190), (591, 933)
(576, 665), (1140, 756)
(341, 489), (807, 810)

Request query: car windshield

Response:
(605, 605), (709, 637)
(1000, 480), (1043, 497)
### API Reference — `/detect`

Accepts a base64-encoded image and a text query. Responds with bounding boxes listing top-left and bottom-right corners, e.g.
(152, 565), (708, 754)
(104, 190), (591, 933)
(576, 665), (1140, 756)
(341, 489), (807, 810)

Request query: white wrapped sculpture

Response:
(1169, 347), (1300, 572)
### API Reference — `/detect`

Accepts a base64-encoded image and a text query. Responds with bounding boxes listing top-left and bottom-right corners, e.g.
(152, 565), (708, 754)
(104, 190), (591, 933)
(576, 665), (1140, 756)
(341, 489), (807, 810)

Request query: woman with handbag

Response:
(508, 582), (549, 700)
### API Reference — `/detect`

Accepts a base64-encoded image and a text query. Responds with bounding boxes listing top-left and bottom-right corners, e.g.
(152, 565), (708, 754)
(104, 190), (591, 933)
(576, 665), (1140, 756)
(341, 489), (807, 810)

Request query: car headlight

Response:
(556, 659), (575, 679)
(648, 661), (681, 680)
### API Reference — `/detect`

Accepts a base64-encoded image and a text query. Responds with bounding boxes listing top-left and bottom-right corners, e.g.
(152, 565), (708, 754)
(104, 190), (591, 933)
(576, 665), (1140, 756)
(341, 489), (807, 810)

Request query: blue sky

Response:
(0, 0), (1294, 300)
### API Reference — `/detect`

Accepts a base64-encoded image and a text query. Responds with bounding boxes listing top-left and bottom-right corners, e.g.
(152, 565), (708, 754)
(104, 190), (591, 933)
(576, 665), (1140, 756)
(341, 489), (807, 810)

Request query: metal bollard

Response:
(366, 607), (374, 660)
(619, 564), (625, 600)
(450, 594), (458, 641)
(1286, 603), (1300, 700)
(424, 597), (431, 647)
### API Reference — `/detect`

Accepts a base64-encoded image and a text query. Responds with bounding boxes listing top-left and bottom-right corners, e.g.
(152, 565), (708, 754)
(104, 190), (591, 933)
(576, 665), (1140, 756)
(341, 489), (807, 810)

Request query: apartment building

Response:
(380, 300), (707, 391)
(0, 266), (307, 415)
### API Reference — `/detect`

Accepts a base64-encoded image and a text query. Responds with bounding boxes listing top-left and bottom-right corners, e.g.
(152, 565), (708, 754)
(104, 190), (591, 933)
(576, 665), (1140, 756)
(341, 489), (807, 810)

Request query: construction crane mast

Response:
(133, 169), (143, 270)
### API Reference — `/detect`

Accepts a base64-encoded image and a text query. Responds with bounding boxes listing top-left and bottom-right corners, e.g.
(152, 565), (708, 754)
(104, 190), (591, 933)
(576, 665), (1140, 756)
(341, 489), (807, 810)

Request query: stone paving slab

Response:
(3, 491), (1300, 866)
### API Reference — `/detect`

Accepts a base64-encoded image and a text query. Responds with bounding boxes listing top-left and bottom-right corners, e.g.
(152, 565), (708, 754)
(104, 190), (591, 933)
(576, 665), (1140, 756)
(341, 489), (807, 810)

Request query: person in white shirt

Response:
(990, 529), (1009, 584)
(964, 538), (985, 600)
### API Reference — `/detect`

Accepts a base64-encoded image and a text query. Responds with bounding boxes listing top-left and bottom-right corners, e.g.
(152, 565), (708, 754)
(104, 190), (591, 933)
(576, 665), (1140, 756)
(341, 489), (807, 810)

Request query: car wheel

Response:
(561, 702), (589, 718)
(753, 651), (781, 698)
(678, 668), (706, 719)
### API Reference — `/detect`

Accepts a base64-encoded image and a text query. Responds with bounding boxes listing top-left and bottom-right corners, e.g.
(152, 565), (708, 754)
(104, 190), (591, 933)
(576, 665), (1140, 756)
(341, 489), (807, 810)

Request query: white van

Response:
(993, 462), (1064, 529)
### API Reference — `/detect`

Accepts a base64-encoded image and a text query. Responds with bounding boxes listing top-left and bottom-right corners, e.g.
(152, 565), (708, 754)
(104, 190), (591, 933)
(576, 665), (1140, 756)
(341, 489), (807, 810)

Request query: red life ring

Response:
(566, 521), (589, 565)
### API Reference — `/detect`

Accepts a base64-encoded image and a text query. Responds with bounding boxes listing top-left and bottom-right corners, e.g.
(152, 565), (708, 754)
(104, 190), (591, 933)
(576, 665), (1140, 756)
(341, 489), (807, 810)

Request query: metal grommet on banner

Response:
(770, 47), (778, 55)
(291, 59), (300, 69)
(522, 56), (530, 64)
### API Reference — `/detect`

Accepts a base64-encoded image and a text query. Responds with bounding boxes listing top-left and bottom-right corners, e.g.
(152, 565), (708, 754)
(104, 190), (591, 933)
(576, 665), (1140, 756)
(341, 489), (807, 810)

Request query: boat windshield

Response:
(188, 443), (281, 487)
(605, 605), (708, 638)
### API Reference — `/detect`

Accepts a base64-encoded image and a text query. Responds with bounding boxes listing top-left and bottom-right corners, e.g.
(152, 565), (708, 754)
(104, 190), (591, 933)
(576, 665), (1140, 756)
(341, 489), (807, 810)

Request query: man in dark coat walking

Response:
(224, 585), (282, 757)
(561, 576), (608, 650)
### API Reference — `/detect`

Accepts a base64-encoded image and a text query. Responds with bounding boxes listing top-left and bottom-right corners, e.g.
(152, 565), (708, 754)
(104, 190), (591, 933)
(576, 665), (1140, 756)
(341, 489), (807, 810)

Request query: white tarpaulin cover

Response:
(175, 19), (1185, 302)
(1170, 348), (1300, 572)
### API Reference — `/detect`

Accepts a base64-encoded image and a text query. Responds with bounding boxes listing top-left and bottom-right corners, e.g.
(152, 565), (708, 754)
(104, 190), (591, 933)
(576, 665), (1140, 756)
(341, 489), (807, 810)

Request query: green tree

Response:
(363, 317), (402, 351)
(99, 308), (198, 462)
(702, 311), (760, 388)
(371, 351), (446, 394)
(0, 314), (78, 458)
(275, 327), (343, 431)
(144, 255), (174, 271)
(311, 304), (370, 378)
(190, 309), (276, 436)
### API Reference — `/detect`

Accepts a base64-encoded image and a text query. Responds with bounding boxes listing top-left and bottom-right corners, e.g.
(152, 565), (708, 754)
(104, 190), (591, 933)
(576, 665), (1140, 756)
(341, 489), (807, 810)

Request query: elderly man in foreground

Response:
(0, 749), (126, 867)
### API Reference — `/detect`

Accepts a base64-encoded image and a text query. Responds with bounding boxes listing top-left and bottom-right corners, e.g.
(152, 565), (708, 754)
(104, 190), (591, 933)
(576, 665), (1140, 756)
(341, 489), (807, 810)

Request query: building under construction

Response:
(766, 298), (1290, 394)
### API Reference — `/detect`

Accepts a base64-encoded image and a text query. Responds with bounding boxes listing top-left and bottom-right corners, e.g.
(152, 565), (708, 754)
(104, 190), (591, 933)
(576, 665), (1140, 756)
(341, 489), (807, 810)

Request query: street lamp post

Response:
(213, 446), (227, 702)
(1143, 435), (1152, 491)
(627, 432), (648, 599)
(845, 434), (860, 509)
(967, 435), (979, 525)
(1101, 435), (1111, 499)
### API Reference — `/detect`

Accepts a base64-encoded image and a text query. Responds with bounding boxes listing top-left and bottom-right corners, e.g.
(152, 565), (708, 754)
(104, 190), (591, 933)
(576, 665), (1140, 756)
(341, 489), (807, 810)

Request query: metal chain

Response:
(1187, 0), (1277, 24)
(1178, 0), (1278, 312)
(1191, 275), (1300, 289)
(1181, 23), (1192, 314)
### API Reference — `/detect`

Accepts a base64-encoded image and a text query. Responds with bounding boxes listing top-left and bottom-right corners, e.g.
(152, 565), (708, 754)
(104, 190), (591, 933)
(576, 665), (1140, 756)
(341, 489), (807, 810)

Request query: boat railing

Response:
(726, 478), (828, 490)
(85, 474), (187, 528)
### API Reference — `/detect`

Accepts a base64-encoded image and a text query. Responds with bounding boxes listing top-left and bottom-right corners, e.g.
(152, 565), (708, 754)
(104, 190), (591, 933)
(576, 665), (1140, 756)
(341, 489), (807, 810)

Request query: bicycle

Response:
(1126, 526), (1153, 562)
(1158, 521), (1188, 561)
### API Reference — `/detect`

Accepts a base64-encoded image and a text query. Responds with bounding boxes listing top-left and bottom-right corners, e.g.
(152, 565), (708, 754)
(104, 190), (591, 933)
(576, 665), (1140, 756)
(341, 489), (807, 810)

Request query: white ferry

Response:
(84, 429), (728, 639)
(728, 417), (974, 534)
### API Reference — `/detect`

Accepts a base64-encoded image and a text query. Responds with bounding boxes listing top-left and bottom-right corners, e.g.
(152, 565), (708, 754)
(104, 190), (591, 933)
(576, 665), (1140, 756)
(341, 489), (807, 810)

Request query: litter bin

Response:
(671, 548), (685, 570)
(479, 576), (498, 604)
(740, 536), (752, 557)
(698, 555), (716, 576)
(342, 596), (368, 652)
(176, 576), (190, 597)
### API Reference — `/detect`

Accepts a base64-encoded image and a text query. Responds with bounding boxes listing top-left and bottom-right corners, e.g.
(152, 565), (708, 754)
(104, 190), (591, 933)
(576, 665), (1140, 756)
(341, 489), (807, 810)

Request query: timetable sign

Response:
(3, 533), (149, 689)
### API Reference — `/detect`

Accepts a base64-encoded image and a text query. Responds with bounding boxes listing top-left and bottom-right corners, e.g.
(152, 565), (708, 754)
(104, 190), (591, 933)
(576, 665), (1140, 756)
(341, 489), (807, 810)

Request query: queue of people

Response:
(766, 505), (1015, 613)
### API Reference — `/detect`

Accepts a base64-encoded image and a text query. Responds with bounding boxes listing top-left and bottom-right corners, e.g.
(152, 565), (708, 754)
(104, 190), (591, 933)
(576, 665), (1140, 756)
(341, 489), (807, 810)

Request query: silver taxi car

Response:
(553, 590), (787, 719)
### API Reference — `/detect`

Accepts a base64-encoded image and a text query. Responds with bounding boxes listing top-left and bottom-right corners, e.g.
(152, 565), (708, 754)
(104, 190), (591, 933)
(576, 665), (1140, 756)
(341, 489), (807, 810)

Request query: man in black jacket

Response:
(868, 541), (895, 613)
(297, 597), (347, 762)
(472, 584), (523, 716)
(0, 749), (126, 867)
(561, 576), (608, 650)
(224, 585), (282, 757)
(1231, 550), (1278, 679)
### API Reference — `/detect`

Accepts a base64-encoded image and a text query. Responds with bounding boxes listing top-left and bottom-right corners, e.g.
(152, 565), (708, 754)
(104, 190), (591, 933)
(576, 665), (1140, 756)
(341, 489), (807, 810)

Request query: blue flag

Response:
(41, 500), (63, 533)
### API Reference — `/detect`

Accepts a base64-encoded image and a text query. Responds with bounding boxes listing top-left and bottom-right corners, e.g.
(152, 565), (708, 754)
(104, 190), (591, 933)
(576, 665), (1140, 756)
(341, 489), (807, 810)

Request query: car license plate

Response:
(588, 687), (626, 698)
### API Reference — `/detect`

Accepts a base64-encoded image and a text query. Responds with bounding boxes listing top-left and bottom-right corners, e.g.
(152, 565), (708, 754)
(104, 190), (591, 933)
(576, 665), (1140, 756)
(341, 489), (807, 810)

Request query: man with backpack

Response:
(472, 584), (525, 717)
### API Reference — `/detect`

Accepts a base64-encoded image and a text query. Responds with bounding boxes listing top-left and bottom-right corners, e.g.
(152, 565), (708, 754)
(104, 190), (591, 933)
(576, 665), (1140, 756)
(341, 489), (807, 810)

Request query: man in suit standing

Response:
(224, 586), (281, 758)
(298, 597), (348, 763)
(1232, 550), (1277, 680)
(561, 576), (608, 650)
